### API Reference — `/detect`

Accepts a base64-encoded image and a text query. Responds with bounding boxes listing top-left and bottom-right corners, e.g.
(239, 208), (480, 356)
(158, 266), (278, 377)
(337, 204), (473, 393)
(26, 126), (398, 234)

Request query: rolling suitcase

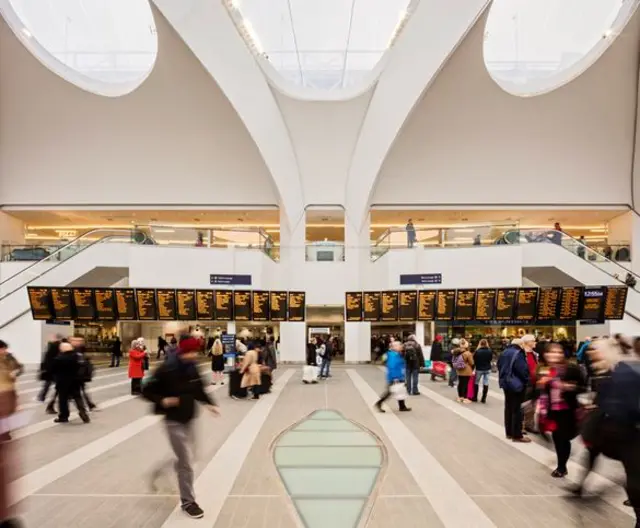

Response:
(228, 369), (247, 399)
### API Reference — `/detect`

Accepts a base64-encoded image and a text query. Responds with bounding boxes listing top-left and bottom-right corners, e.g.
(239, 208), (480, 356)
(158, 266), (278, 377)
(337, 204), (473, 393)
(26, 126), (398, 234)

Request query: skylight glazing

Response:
(224, 0), (416, 96)
(484, 0), (639, 95)
(0, 0), (157, 95)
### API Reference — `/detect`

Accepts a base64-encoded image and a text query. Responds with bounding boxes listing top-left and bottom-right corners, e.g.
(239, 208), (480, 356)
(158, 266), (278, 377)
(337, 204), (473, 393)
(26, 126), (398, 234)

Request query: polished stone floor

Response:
(7, 362), (636, 527)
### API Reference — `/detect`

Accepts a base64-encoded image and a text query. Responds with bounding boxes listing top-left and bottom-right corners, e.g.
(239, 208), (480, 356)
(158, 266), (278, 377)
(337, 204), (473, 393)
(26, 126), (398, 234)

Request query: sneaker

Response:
(182, 502), (204, 519)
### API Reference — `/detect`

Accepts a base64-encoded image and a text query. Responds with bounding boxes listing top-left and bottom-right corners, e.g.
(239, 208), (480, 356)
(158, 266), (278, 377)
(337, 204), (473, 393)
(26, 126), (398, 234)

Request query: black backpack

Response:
(404, 342), (418, 365)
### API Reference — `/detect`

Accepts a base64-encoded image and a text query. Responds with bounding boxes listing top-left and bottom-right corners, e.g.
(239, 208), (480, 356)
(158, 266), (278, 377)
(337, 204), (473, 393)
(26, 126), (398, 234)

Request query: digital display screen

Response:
(399, 291), (418, 321)
(27, 287), (53, 320)
(136, 289), (158, 320)
(516, 288), (538, 321)
(346, 292), (363, 322)
(156, 289), (177, 321)
(537, 287), (561, 321)
(455, 289), (476, 321)
(436, 290), (456, 321)
(495, 288), (517, 320)
(380, 291), (399, 321)
(288, 292), (306, 321)
(94, 288), (116, 321)
(176, 290), (196, 321)
(363, 292), (381, 321)
(51, 287), (73, 320)
(215, 290), (233, 321)
(604, 286), (627, 320)
(580, 287), (606, 321)
(252, 291), (270, 321)
(475, 289), (496, 321)
(417, 290), (436, 320)
(559, 286), (582, 320)
(72, 288), (96, 321)
(115, 289), (136, 320)
(233, 291), (251, 321)
(269, 291), (288, 321)
(196, 290), (215, 320)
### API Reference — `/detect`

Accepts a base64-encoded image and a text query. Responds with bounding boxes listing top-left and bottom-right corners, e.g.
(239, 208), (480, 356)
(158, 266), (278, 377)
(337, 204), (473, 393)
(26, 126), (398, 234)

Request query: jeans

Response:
(166, 421), (196, 506)
(320, 357), (331, 378)
(110, 354), (120, 367)
(475, 370), (490, 387)
(503, 390), (525, 439)
(448, 367), (458, 386)
(406, 368), (420, 395)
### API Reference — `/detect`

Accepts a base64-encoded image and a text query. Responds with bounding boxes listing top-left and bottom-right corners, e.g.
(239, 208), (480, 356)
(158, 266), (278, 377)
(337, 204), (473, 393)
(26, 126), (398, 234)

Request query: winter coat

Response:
(240, 349), (261, 388)
(453, 349), (474, 376)
(128, 348), (146, 379)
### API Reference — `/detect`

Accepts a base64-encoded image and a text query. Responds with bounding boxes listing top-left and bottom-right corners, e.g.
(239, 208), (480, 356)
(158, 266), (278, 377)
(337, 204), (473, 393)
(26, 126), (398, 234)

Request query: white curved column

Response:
(345, 0), (491, 232)
(151, 0), (304, 229)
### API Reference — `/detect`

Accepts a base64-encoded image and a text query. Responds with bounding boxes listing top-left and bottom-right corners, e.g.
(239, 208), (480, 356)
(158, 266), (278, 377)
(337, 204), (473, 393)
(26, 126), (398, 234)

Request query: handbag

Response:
(390, 382), (407, 401)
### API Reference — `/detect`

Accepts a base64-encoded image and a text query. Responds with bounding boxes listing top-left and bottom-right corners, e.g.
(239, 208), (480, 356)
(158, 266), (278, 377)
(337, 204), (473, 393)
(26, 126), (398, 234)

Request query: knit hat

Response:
(178, 337), (200, 355)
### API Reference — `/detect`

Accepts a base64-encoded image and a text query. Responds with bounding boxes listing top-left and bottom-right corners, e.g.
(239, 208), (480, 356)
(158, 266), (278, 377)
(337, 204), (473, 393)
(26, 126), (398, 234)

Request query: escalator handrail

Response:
(0, 233), (132, 304)
(0, 229), (134, 287)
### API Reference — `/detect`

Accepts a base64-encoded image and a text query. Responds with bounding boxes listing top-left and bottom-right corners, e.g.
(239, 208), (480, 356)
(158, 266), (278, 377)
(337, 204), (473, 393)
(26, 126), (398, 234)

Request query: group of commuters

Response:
(304, 335), (337, 382)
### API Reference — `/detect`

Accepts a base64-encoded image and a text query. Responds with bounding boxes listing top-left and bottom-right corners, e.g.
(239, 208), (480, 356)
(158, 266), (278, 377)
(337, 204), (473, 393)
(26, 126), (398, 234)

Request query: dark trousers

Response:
(46, 389), (58, 411)
(551, 410), (575, 473)
(503, 390), (525, 439)
(81, 383), (95, 409)
(57, 384), (87, 421)
(110, 354), (121, 367)
(38, 380), (53, 402)
(131, 378), (142, 395)
(457, 375), (470, 399)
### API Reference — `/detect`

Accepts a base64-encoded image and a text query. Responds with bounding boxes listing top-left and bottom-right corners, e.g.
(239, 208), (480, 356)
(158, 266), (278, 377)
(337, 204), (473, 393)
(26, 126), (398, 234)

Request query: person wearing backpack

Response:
(452, 339), (474, 403)
(497, 338), (531, 442)
(318, 336), (333, 379)
(404, 335), (424, 395)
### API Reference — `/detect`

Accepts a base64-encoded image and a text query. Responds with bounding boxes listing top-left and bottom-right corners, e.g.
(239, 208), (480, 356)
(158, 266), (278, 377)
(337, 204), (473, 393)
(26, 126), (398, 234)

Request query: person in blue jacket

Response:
(497, 338), (531, 442)
(375, 341), (411, 413)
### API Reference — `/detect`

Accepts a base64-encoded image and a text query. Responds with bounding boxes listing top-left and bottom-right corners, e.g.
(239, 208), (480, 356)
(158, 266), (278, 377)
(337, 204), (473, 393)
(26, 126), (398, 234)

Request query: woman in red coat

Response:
(128, 339), (146, 395)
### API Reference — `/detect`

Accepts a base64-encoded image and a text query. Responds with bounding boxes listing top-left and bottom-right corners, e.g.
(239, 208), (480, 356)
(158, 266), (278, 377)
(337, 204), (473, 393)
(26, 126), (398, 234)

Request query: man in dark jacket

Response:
(38, 335), (63, 404)
(430, 335), (444, 381)
(497, 339), (530, 443)
(143, 343), (219, 519)
(110, 337), (122, 367)
(52, 342), (90, 424)
(404, 335), (424, 395)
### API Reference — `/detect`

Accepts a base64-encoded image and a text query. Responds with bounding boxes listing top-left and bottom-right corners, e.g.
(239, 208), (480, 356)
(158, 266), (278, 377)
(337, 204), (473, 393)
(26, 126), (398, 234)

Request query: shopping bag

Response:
(390, 382), (407, 401)
(302, 365), (318, 384)
(467, 374), (476, 400)
(432, 361), (447, 377)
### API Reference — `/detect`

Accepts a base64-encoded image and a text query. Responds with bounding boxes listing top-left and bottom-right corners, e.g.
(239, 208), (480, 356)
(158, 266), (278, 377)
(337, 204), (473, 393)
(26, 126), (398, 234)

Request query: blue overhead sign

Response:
(210, 274), (252, 286)
(400, 273), (442, 285)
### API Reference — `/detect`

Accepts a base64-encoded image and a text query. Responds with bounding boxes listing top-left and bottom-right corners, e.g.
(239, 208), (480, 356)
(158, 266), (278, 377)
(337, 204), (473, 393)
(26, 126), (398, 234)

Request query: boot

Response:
(471, 385), (479, 402)
(398, 399), (411, 412)
(481, 386), (489, 403)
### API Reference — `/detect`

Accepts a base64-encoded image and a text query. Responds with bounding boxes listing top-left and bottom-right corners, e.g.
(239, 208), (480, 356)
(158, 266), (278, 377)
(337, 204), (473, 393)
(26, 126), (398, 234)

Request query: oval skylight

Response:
(224, 0), (417, 99)
(0, 0), (158, 96)
(484, 0), (639, 96)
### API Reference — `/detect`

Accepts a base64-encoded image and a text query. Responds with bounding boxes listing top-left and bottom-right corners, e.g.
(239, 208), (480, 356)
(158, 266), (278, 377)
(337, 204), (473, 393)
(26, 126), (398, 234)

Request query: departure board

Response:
(454, 289), (476, 321)
(51, 287), (73, 320)
(436, 290), (456, 321)
(417, 290), (436, 320)
(363, 292), (381, 321)
(156, 289), (177, 320)
(233, 291), (251, 321)
(115, 289), (136, 320)
(176, 290), (196, 321)
(536, 287), (561, 321)
(196, 290), (215, 320)
(288, 292), (306, 321)
(604, 286), (627, 320)
(346, 292), (364, 322)
(73, 288), (96, 321)
(27, 287), (53, 320)
(559, 286), (582, 320)
(94, 289), (116, 321)
(495, 288), (517, 320)
(475, 289), (496, 321)
(516, 288), (538, 321)
(136, 289), (158, 320)
(215, 290), (233, 321)
(580, 287), (606, 321)
(380, 291), (399, 321)
(269, 291), (288, 321)
(399, 291), (418, 321)
(252, 291), (270, 321)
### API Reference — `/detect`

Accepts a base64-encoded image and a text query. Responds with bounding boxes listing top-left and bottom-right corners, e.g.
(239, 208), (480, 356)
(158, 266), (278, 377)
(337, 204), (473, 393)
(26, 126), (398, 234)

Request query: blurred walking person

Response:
(143, 339), (220, 519)
(71, 337), (96, 411)
(110, 336), (122, 367)
(39, 334), (62, 406)
(52, 342), (89, 424)
(375, 341), (411, 413)
(129, 339), (146, 395)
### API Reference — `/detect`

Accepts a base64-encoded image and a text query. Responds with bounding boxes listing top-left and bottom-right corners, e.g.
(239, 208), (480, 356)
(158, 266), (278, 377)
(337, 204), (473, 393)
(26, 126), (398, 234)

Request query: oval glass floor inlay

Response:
(273, 409), (384, 528)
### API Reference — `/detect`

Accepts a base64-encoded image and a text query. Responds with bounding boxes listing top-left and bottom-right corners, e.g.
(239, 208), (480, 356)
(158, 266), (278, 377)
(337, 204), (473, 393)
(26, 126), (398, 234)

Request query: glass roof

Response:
(225, 0), (415, 94)
(484, 0), (638, 95)
(1, 0), (157, 94)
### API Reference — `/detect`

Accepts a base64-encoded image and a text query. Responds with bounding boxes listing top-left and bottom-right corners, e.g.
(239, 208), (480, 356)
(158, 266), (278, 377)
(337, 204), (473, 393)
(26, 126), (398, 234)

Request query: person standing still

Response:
(143, 341), (220, 519)
(403, 335), (424, 396)
(497, 338), (531, 442)
(406, 219), (416, 248)
(129, 339), (146, 395)
(110, 336), (122, 367)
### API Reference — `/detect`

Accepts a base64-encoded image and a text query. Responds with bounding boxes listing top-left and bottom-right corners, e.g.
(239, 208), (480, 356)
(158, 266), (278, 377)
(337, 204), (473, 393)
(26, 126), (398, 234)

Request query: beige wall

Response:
(373, 11), (640, 206)
(0, 11), (278, 206)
